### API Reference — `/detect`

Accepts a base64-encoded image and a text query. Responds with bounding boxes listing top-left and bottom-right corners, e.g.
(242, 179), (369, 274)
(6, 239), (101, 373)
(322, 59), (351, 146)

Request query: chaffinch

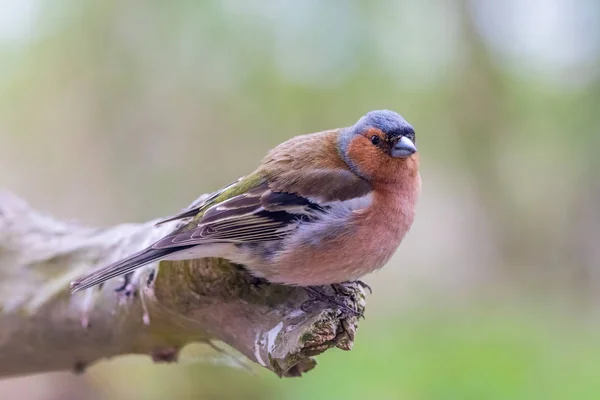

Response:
(71, 110), (421, 294)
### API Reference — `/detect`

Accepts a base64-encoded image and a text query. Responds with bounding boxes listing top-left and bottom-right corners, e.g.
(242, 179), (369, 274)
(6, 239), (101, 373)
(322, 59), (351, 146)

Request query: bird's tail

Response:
(70, 247), (182, 293)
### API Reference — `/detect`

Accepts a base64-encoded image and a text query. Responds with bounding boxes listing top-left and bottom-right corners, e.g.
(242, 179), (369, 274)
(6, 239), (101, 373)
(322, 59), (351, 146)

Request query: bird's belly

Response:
(257, 217), (408, 286)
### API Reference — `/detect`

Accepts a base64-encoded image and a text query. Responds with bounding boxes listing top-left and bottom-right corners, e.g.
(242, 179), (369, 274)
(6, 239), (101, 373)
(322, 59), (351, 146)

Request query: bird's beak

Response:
(391, 136), (417, 158)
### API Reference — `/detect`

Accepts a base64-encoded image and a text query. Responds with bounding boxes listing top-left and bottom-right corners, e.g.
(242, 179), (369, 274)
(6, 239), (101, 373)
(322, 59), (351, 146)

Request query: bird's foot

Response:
(329, 281), (371, 298)
(302, 286), (364, 319)
(348, 280), (372, 294)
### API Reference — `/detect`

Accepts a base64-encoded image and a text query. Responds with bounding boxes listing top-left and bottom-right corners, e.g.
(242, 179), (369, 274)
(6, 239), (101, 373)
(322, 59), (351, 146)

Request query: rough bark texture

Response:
(0, 192), (366, 379)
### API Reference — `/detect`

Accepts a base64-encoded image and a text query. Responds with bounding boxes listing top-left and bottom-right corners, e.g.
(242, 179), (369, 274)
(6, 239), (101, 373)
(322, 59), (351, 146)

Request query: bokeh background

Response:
(1, 0), (600, 398)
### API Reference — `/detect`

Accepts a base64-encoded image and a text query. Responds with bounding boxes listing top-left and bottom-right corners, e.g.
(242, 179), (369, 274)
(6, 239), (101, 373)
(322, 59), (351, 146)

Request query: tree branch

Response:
(0, 192), (365, 378)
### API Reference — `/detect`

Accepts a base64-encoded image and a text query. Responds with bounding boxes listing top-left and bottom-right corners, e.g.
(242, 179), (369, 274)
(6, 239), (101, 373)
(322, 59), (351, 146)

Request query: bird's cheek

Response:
(346, 138), (380, 179)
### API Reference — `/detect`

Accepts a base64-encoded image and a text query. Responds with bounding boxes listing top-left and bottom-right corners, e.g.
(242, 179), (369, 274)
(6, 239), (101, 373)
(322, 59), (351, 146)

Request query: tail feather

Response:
(70, 247), (180, 293)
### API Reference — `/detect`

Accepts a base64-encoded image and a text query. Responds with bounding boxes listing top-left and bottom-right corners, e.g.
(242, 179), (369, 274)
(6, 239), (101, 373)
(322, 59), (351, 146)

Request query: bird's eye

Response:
(370, 135), (381, 145)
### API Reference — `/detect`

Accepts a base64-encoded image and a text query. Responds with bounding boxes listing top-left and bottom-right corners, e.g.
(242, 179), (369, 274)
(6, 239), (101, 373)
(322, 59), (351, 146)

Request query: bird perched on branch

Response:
(71, 110), (421, 305)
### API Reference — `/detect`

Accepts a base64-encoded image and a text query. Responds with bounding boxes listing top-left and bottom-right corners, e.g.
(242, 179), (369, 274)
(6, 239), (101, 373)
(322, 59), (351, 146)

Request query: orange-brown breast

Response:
(264, 171), (421, 286)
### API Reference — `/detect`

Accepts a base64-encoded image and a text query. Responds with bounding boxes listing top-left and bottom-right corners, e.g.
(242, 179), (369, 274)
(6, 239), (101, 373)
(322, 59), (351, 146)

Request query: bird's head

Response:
(338, 110), (419, 184)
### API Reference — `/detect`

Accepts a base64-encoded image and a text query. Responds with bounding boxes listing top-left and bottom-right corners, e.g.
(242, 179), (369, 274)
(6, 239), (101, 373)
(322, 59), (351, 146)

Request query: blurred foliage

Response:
(1, 0), (600, 398)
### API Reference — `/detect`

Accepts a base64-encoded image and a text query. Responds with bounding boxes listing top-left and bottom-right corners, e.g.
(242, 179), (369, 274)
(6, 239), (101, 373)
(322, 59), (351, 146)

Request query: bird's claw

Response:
(328, 281), (372, 296)
(353, 280), (372, 294)
(303, 286), (364, 319)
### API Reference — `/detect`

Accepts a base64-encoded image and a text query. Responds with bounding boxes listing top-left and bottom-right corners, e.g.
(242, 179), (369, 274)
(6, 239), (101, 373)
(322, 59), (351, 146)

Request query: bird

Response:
(70, 110), (421, 299)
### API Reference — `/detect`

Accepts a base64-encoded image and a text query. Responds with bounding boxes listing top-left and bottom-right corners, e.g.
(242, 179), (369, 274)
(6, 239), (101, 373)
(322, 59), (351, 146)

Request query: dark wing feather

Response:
(152, 184), (324, 249)
(70, 181), (324, 293)
(70, 245), (195, 293)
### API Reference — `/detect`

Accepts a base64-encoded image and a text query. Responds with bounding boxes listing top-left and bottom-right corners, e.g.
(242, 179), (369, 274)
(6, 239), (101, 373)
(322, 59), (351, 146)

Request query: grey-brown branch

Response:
(0, 192), (366, 379)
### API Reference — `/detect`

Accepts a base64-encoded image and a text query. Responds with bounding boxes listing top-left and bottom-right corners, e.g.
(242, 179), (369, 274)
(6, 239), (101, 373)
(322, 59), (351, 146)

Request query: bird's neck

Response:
(371, 171), (421, 218)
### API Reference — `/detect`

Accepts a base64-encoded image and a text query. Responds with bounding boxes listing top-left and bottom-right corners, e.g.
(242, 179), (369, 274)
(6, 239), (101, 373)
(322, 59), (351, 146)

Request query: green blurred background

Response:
(1, 0), (600, 398)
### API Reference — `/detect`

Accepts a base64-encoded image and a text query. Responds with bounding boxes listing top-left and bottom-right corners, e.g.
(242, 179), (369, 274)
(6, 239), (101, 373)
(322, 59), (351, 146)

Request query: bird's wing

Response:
(154, 177), (248, 225)
(70, 181), (330, 293)
(70, 178), (335, 293)
(151, 183), (325, 248)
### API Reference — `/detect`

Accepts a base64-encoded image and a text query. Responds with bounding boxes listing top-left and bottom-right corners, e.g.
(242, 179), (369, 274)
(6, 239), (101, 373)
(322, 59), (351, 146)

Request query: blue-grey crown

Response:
(355, 110), (415, 140)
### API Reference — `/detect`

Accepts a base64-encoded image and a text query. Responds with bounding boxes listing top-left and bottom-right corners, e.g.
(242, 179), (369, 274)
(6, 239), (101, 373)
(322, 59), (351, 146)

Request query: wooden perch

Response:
(0, 192), (365, 379)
